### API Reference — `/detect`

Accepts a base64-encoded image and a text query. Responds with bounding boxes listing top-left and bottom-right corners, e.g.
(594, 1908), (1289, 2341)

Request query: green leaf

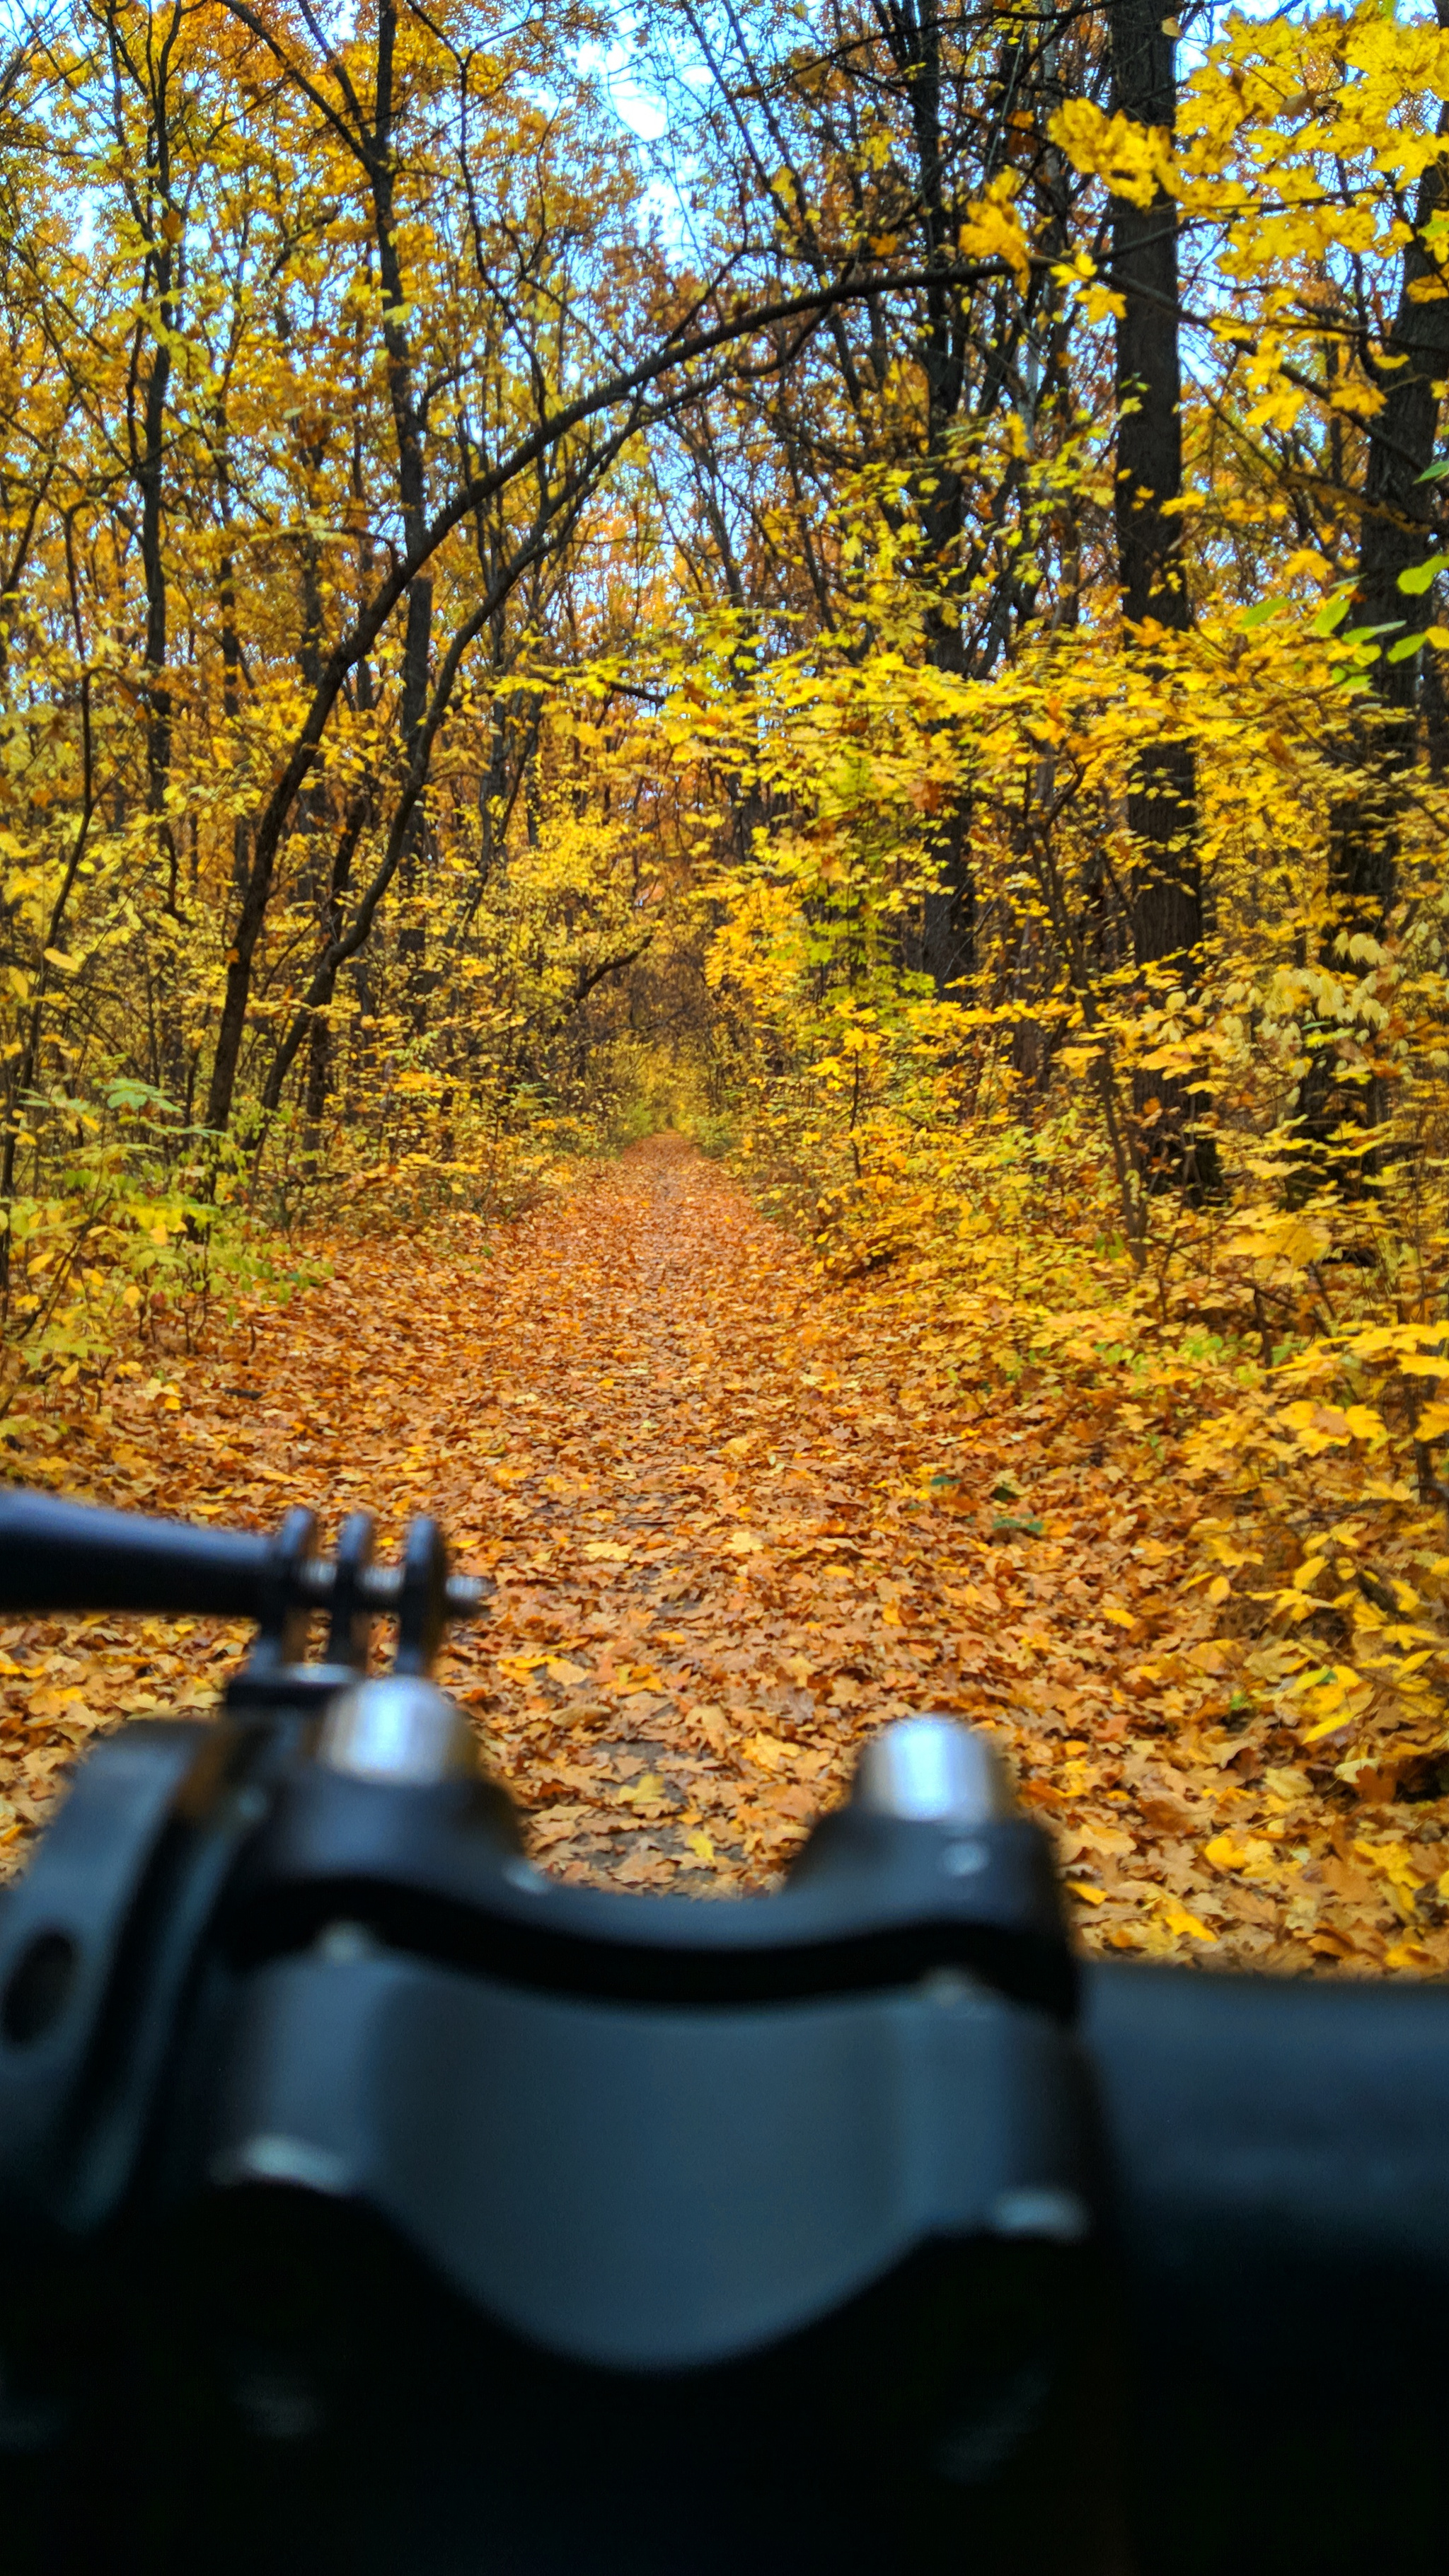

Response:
(1240, 597), (1286, 628)
(1387, 631), (1429, 662)
(1310, 594), (1351, 636)
(1397, 553), (1448, 594)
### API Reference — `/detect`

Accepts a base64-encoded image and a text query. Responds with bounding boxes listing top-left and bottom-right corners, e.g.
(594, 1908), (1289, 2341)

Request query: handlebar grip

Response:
(1085, 1958), (1449, 2269)
(0, 1489), (486, 1633)
(0, 1490), (274, 1618)
(1084, 1961), (1449, 2572)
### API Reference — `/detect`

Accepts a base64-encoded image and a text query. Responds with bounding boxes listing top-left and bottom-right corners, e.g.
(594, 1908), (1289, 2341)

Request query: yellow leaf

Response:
(1100, 1598), (1138, 1630)
(1067, 1881), (1107, 1905)
(954, 177), (1032, 288)
(497, 1652), (547, 1683)
(1203, 1832), (1245, 1872)
(1280, 1402), (1357, 1451)
(685, 1828), (715, 1864)
(1228, 1213), (1330, 1270)
(1081, 280), (1127, 325)
(1301, 1709), (1353, 1743)
(582, 1540), (630, 1561)
(1203, 1832), (1279, 1880)
(1356, 1839), (1423, 1895)
(544, 1658), (589, 1685)
(1050, 99), (1178, 207)
(1386, 1941), (1433, 1970)
(618, 1772), (664, 1806)
(1156, 1896), (1218, 1944)
(1207, 1574), (1231, 1605)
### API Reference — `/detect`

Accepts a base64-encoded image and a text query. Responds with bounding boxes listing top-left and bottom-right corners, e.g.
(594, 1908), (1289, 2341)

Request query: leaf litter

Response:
(2, 1130), (1449, 1973)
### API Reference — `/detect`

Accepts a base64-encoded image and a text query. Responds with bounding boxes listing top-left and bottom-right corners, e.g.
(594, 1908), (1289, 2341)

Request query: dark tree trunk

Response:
(215, 424), (252, 906)
(1110, 0), (1187, 635)
(137, 313), (174, 905)
(920, 814), (974, 995)
(1303, 35), (1449, 1172)
(371, 0), (434, 1012)
(104, 0), (185, 1092)
(1329, 79), (1449, 937)
(1109, 0), (1215, 1194)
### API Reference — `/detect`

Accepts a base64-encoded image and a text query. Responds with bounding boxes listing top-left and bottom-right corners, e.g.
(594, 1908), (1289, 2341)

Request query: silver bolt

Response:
(919, 1966), (978, 2007)
(988, 2186), (1090, 2244)
(315, 1919), (379, 1965)
(852, 1717), (1014, 1825)
(502, 1858), (548, 1895)
(315, 1677), (477, 1786)
(209, 2133), (351, 2195)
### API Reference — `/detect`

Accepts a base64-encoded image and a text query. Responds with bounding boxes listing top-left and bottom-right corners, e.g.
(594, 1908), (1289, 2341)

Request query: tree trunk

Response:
(106, 0), (185, 1089)
(1109, 0), (1215, 1194)
(920, 814), (974, 995)
(371, 0), (434, 1014)
(1329, 83), (1449, 937)
(1303, 33), (1449, 1172)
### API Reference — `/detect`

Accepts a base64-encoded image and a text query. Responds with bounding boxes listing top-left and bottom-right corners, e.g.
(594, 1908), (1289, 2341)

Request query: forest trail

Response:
(0, 1137), (1438, 1968)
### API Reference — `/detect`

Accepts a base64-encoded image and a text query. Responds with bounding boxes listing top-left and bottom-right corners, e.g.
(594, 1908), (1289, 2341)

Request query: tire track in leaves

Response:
(3, 1133), (1447, 1970)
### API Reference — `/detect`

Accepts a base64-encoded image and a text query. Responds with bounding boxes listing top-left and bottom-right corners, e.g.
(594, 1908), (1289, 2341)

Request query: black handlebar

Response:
(0, 1488), (1443, 2576)
(0, 1487), (487, 1624)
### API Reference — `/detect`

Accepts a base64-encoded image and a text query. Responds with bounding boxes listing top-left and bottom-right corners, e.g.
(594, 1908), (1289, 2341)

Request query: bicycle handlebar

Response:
(0, 1489), (1443, 2576)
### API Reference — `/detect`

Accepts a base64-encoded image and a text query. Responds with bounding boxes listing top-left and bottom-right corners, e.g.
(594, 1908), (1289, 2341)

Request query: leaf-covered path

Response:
(2, 1134), (1443, 1968)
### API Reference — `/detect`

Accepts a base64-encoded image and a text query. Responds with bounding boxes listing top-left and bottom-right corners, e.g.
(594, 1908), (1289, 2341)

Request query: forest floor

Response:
(1, 1130), (1443, 1970)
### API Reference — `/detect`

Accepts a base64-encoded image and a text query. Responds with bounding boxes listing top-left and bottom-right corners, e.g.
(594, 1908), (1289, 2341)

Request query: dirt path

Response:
(0, 1135), (1433, 1966)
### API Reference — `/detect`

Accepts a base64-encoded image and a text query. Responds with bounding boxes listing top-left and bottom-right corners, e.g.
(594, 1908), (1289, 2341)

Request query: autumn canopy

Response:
(3, 0), (1449, 1968)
